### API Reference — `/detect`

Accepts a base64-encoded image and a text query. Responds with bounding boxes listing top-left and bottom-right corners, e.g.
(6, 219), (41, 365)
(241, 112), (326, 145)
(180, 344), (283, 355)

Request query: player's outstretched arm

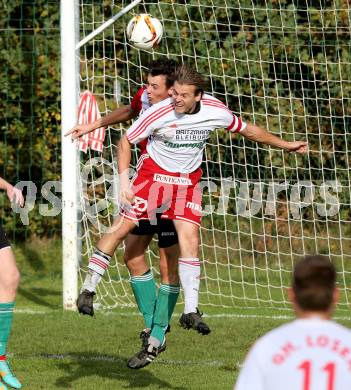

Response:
(64, 105), (137, 140)
(0, 177), (24, 207)
(240, 123), (308, 154)
(117, 135), (134, 205)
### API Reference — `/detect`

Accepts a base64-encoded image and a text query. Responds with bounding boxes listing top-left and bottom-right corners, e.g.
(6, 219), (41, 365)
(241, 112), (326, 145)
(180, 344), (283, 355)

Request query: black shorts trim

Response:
(130, 219), (178, 248)
(0, 225), (10, 250)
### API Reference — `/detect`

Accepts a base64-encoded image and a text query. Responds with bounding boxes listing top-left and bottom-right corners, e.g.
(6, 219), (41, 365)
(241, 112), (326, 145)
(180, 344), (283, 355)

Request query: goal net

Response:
(76, 0), (351, 310)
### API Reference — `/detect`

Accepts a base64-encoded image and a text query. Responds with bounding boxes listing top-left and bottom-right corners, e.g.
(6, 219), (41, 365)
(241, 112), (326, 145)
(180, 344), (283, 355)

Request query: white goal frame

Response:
(60, 1), (351, 311)
(60, 0), (141, 310)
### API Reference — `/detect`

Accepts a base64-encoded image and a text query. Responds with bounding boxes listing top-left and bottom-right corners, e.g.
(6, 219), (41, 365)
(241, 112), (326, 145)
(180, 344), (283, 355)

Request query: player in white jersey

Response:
(235, 255), (351, 390)
(66, 60), (206, 340)
(88, 64), (307, 368)
(126, 92), (244, 172)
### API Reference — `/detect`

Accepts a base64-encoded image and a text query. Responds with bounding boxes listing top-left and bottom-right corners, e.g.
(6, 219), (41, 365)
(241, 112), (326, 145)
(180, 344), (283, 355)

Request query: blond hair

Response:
(174, 65), (207, 95)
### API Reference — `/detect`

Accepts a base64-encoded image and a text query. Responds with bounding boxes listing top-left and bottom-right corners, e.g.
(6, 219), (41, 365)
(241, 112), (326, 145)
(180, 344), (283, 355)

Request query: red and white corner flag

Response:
(77, 90), (106, 153)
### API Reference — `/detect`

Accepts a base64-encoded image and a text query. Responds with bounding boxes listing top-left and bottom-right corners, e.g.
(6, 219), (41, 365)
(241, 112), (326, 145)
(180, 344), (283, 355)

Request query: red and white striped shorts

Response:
(120, 154), (203, 226)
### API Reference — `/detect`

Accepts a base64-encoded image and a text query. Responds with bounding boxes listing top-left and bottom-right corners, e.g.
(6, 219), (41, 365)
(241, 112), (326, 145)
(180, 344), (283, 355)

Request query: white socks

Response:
(82, 248), (111, 293)
(82, 271), (102, 293)
(88, 248), (111, 275)
(178, 257), (201, 314)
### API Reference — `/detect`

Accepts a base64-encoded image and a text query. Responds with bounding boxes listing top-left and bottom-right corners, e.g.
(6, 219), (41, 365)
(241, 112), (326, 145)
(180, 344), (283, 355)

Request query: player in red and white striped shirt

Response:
(66, 61), (204, 344)
(235, 255), (351, 390)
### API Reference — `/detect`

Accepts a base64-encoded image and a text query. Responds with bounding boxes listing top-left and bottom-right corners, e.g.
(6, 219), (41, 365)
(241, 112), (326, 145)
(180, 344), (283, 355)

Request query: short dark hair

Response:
(147, 58), (179, 88)
(174, 64), (207, 96)
(293, 255), (336, 311)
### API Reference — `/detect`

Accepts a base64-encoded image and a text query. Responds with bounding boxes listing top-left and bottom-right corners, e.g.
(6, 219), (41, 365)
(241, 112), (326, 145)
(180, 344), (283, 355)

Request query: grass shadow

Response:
(53, 351), (187, 389)
(17, 287), (59, 309)
(17, 245), (46, 273)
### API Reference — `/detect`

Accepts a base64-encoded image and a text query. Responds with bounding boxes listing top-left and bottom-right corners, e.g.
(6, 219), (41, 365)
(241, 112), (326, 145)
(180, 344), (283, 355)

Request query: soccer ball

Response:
(126, 14), (163, 50)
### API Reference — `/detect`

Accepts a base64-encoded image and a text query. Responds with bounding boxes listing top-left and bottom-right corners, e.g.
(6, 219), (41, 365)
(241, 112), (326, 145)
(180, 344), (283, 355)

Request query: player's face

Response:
(145, 74), (171, 105)
(172, 82), (202, 114)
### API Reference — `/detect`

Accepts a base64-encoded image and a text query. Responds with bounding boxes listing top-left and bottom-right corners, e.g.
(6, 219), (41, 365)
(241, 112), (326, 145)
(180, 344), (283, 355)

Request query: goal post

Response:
(60, 0), (80, 310)
(61, 0), (143, 310)
(62, 1), (351, 311)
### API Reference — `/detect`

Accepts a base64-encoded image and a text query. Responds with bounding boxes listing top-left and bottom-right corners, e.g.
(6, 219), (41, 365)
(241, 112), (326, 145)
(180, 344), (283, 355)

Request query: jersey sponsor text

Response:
(153, 174), (192, 186)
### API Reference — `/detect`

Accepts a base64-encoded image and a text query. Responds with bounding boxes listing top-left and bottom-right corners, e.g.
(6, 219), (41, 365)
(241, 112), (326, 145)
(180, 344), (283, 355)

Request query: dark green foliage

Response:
(1, 0), (350, 242)
(0, 0), (60, 238)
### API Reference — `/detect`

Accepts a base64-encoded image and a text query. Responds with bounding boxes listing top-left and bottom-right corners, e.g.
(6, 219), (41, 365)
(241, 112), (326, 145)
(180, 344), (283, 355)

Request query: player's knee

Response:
(1, 268), (20, 293)
(167, 273), (179, 285)
(125, 254), (148, 276)
(160, 262), (179, 285)
(123, 240), (139, 264)
(123, 249), (132, 264)
(124, 250), (141, 266)
(179, 233), (199, 248)
(163, 252), (179, 266)
(161, 272), (179, 285)
(124, 253), (135, 271)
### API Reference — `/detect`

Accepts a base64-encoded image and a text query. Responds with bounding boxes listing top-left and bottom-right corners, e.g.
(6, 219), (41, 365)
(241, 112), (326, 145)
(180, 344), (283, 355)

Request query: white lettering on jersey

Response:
(186, 201), (202, 212)
(126, 94), (246, 173)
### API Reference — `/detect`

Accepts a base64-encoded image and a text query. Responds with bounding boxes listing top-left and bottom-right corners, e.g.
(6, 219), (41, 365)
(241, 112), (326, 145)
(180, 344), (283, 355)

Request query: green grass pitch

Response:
(9, 239), (351, 389)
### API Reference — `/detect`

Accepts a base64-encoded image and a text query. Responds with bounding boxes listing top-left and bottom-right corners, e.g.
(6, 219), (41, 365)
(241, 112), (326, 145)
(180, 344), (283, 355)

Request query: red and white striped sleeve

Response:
(130, 87), (145, 114)
(227, 113), (246, 133)
(202, 96), (246, 133)
(126, 99), (174, 145)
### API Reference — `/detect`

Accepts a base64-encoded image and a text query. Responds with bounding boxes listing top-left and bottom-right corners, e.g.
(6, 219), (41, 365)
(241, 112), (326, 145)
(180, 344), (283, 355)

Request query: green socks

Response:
(0, 302), (15, 356)
(151, 284), (180, 344)
(131, 273), (180, 345)
(130, 271), (157, 329)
